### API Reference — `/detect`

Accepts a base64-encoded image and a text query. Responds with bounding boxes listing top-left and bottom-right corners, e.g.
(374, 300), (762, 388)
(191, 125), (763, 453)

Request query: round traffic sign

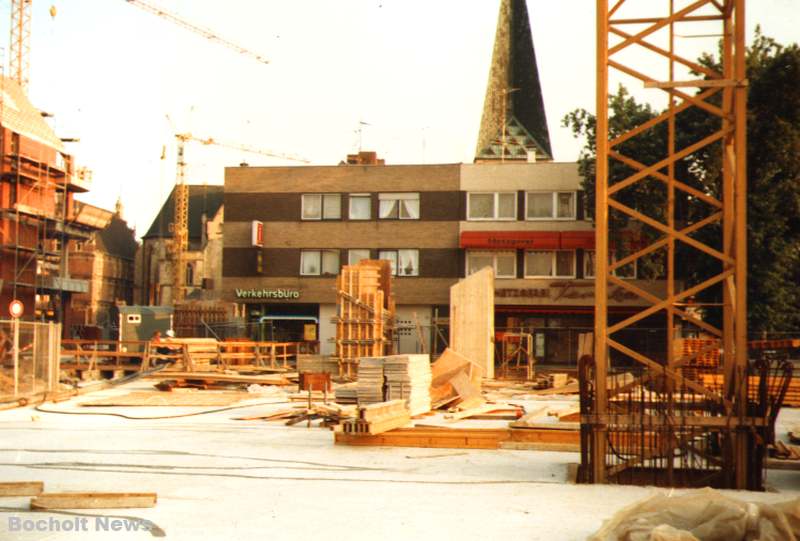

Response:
(8, 299), (24, 318)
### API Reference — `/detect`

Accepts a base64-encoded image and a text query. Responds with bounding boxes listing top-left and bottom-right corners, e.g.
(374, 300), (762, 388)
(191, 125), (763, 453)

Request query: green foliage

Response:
(563, 31), (800, 333)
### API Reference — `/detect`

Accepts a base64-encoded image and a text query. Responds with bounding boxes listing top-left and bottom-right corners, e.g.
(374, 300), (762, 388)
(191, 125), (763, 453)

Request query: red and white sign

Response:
(8, 299), (24, 318)
(251, 220), (264, 247)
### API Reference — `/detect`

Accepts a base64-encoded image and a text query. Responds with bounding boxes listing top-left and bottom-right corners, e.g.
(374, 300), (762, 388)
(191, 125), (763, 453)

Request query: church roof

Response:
(475, 0), (552, 161)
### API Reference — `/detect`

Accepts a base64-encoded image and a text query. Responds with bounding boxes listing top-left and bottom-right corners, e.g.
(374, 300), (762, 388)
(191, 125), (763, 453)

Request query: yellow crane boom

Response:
(125, 0), (269, 65)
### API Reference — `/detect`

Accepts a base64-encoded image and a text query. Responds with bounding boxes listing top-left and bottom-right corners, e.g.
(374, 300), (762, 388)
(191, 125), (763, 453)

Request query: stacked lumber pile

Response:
(334, 382), (359, 403)
(297, 354), (339, 374)
(384, 354), (432, 416)
(429, 348), (484, 410)
(675, 338), (720, 381)
(357, 357), (385, 404)
(341, 400), (410, 435)
(332, 260), (396, 377)
(702, 373), (800, 407)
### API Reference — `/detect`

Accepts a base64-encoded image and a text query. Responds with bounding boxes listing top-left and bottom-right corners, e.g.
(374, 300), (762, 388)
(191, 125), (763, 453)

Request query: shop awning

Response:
(460, 231), (594, 250)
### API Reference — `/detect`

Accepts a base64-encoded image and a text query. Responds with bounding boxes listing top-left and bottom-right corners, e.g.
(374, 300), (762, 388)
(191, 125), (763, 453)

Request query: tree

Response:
(563, 31), (800, 333)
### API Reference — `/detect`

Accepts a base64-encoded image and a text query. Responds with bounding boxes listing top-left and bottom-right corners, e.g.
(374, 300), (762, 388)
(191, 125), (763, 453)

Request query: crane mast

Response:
(9, 0), (32, 92)
(170, 134), (308, 303)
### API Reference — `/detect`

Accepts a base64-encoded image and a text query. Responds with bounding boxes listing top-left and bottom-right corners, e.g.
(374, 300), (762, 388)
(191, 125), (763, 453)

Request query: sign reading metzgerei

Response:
(235, 288), (300, 300)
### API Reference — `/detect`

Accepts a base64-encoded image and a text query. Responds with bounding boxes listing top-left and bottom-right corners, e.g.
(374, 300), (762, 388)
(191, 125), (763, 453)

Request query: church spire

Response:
(475, 0), (552, 162)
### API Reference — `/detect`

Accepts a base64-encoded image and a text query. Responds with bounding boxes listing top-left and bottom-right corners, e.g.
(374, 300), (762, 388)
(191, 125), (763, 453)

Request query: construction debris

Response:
(429, 348), (484, 409)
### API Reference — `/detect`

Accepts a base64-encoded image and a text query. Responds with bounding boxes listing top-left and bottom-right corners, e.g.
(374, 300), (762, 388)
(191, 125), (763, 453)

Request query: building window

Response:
(348, 249), (370, 266)
(186, 263), (194, 286)
(467, 192), (516, 220)
(302, 194), (341, 220)
(524, 250), (575, 278)
(584, 249), (637, 279)
(378, 249), (419, 276)
(466, 250), (516, 278)
(584, 250), (595, 278)
(526, 192), (576, 220)
(378, 193), (419, 219)
(349, 194), (371, 220)
(300, 250), (340, 276)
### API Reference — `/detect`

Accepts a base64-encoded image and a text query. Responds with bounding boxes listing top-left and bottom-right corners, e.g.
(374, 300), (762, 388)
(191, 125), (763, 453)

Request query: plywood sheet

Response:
(449, 267), (494, 379)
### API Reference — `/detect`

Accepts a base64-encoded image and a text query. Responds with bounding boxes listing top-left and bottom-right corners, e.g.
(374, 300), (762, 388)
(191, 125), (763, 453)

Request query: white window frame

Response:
(583, 249), (637, 279)
(347, 249), (371, 266)
(378, 249), (419, 276)
(466, 250), (517, 279)
(348, 193), (371, 220)
(300, 249), (340, 276)
(378, 192), (420, 220)
(524, 249), (576, 278)
(525, 191), (577, 221)
(466, 191), (517, 221)
(301, 193), (341, 220)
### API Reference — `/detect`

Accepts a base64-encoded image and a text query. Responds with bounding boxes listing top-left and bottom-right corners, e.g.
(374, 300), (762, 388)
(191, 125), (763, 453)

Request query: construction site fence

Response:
(0, 320), (61, 403)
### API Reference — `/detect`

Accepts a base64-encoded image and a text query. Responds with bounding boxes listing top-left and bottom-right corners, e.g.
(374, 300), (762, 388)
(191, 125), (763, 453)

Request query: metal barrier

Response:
(0, 320), (61, 402)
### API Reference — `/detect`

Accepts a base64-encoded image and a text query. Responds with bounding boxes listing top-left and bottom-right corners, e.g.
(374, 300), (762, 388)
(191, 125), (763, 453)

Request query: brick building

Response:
(68, 199), (138, 336)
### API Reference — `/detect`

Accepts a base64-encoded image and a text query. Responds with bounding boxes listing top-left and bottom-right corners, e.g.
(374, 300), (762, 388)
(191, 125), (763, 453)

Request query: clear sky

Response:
(5, 0), (797, 237)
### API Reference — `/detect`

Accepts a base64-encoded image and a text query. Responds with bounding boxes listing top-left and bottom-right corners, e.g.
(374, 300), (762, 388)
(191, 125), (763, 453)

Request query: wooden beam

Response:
(0, 481), (43, 496)
(644, 78), (746, 89)
(30, 493), (157, 510)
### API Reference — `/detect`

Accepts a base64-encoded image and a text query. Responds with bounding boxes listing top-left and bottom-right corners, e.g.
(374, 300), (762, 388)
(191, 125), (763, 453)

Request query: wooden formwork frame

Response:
(333, 262), (395, 378)
(592, 0), (750, 487)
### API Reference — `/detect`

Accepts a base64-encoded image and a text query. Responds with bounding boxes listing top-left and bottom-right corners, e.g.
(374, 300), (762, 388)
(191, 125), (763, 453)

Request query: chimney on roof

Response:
(344, 151), (385, 166)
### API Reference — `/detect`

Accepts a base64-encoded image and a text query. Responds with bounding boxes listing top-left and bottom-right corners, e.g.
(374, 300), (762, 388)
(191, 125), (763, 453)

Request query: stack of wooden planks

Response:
(340, 400), (410, 435)
(357, 357), (385, 404)
(385, 354), (432, 416)
(334, 382), (359, 403)
(297, 354), (339, 374)
(702, 373), (800, 407)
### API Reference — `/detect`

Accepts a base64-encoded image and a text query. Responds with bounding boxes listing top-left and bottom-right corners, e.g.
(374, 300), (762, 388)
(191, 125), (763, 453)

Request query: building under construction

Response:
(0, 75), (103, 328)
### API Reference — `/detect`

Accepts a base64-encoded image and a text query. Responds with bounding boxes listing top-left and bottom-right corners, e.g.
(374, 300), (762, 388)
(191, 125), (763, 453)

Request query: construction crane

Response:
(124, 0), (269, 65)
(170, 134), (308, 303)
(9, 0), (32, 92)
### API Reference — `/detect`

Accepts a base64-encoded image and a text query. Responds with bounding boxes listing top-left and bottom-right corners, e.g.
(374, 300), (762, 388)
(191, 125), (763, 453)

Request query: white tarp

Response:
(590, 488), (800, 541)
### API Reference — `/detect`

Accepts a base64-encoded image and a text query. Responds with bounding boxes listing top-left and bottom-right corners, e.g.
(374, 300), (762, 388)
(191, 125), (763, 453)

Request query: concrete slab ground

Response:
(0, 382), (799, 541)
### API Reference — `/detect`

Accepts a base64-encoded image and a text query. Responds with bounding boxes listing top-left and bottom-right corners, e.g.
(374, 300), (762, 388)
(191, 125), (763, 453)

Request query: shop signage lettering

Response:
(486, 237), (537, 247)
(496, 283), (638, 302)
(235, 288), (300, 300)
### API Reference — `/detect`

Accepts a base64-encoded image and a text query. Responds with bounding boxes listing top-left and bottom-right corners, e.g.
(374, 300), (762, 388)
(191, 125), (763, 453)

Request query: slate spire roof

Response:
(475, 0), (552, 162)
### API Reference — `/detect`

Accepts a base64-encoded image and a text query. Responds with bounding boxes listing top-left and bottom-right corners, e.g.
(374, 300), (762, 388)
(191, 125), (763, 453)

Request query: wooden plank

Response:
(143, 372), (292, 385)
(31, 493), (157, 510)
(0, 481), (43, 496)
(334, 426), (579, 449)
(444, 403), (498, 421)
(449, 267), (494, 379)
(80, 391), (249, 407)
